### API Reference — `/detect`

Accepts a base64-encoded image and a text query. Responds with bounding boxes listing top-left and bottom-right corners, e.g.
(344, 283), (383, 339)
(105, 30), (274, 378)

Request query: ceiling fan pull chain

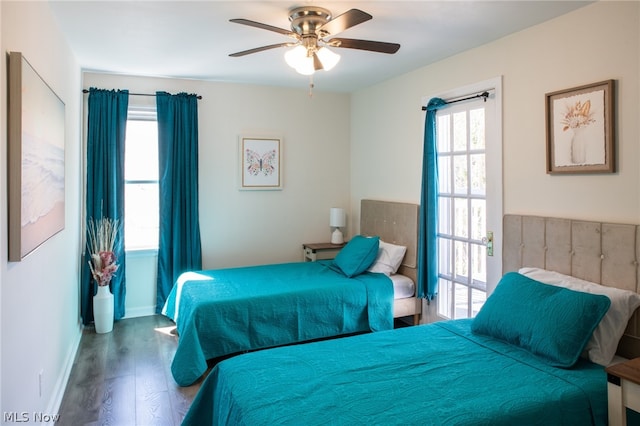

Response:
(309, 75), (314, 98)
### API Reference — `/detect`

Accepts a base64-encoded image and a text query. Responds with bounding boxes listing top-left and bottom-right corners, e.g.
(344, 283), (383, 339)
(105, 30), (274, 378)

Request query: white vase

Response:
(93, 285), (114, 334)
(570, 127), (587, 164)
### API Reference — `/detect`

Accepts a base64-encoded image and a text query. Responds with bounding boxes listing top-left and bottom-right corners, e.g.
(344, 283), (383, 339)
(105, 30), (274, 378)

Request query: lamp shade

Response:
(316, 47), (340, 71)
(284, 45), (307, 68)
(284, 46), (315, 75)
(329, 208), (346, 228)
(295, 58), (315, 75)
(285, 46), (341, 75)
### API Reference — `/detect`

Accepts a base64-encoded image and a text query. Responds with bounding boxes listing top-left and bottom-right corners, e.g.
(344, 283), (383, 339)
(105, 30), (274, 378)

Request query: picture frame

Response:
(7, 52), (66, 261)
(238, 136), (283, 190)
(545, 80), (615, 174)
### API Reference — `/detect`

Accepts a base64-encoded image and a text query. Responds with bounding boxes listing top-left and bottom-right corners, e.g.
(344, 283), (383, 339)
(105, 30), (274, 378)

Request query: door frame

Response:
(422, 75), (503, 298)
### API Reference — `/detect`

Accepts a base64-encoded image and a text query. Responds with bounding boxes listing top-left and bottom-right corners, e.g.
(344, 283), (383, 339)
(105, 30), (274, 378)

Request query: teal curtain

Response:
(155, 92), (202, 312)
(417, 97), (447, 299)
(81, 88), (129, 325)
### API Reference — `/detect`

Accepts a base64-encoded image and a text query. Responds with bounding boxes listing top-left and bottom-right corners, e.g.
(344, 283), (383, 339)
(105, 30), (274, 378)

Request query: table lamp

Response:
(330, 208), (346, 244)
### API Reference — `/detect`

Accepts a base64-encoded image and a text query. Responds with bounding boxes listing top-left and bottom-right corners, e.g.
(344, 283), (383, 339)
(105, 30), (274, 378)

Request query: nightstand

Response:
(606, 357), (640, 425)
(302, 242), (345, 262)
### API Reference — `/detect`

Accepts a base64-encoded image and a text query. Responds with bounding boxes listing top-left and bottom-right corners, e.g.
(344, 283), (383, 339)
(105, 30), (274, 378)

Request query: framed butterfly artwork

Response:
(239, 136), (283, 190)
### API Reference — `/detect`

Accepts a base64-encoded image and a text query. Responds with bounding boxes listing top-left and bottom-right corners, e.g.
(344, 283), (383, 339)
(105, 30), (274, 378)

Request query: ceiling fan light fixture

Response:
(231, 7), (399, 82)
(284, 45), (340, 75)
(316, 47), (340, 71)
(284, 45), (307, 68)
(295, 58), (316, 75)
(285, 45), (316, 75)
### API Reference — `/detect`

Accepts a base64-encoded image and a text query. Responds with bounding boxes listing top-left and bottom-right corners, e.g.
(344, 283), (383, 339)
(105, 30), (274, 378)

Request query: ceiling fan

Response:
(229, 6), (400, 75)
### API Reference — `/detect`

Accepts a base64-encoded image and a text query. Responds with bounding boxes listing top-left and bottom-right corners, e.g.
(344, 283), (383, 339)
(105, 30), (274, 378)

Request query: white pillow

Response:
(367, 241), (407, 276)
(519, 267), (640, 366)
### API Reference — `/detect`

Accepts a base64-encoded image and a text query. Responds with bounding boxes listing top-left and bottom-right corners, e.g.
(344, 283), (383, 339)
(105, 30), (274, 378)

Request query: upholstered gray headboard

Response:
(360, 199), (419, 282)
(503, 214), (640, 357)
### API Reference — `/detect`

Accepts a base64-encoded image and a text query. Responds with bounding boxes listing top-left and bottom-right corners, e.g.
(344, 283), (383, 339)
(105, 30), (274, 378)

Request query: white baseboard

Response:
(46, 322), (82, 423)
(124, 305), (156, 319)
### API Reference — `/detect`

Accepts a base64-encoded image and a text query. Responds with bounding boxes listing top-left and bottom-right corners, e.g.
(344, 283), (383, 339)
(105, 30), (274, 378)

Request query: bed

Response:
(181, 214), (640, 425)
(360, 199), (422, 323)
(162, 199), (422, 386)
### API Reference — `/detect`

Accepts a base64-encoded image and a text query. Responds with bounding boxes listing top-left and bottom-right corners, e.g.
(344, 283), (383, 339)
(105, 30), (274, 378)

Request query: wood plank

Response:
(57, 315), (198, 426)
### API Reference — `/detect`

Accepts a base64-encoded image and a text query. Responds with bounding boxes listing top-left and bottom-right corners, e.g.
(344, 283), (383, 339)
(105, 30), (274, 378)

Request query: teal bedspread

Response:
(162, 261), (393, 386)
(182, 319), (607, 425)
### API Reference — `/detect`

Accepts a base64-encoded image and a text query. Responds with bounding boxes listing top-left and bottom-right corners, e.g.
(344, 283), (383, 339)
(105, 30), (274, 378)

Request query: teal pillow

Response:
(471, 272), (610, 368)
(333, 235), (380, 278)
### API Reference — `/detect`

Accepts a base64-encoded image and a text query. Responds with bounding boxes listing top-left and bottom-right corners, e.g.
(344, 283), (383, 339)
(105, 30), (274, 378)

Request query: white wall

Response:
(351, 1), (639, 227)
(82, 72), (351, 317)
(2, 0), (636, 416)
(1, 1), (83, 420)
(350, 1), (639, 321)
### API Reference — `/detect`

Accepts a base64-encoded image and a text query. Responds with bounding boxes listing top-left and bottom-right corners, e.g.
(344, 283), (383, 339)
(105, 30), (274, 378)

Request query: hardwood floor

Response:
(56, 315), (413, 425)
(56, 315), (202, 426)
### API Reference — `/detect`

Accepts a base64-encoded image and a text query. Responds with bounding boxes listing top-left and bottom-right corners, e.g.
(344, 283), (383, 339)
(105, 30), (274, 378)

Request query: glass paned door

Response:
(436, 91), (500, 319)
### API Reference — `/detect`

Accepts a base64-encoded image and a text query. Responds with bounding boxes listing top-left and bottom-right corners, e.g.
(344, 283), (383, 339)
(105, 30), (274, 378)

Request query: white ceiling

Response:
(49, 1), (592, 93)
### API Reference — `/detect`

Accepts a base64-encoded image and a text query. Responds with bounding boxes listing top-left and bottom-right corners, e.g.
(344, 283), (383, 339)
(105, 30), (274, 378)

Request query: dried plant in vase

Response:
(86, 217), (120, 287)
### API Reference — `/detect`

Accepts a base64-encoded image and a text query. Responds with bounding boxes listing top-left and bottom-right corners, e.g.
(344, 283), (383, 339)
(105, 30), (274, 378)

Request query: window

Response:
(124, 109), (159, 251)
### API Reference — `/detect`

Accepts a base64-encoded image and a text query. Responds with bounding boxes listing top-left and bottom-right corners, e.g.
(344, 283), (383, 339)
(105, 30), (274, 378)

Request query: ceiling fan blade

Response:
(317, 9), (372, 36)
(229, 18), (298, 39)
(330, 38), (400, 54)
(229, 43), (293, 57)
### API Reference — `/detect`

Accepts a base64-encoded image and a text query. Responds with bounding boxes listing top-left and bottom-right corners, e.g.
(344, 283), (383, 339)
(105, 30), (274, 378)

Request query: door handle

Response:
(482, 231), (494, 257)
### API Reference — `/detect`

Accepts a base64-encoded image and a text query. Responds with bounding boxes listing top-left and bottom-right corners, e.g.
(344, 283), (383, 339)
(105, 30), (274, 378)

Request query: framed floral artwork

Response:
(545, 80), (615, 174)
(238, 136), (283, 190)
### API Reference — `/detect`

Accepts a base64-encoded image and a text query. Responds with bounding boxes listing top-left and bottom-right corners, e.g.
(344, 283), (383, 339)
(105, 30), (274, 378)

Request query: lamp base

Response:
(331, 228), (344, 244)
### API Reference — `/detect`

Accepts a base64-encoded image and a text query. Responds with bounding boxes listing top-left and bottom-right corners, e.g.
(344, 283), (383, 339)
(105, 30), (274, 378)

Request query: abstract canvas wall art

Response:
(8, 52), (65, 261)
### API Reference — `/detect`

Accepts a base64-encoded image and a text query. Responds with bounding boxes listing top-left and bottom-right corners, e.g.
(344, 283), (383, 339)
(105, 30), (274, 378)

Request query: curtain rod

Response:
(421, 91), (489, 111)
(82, 89), (202, 100)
